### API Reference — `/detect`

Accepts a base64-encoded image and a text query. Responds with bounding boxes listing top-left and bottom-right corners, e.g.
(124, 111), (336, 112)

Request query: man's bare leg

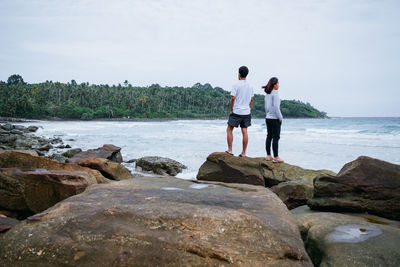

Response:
(240, 127), (248, 157)
(226, 125), (234, 153)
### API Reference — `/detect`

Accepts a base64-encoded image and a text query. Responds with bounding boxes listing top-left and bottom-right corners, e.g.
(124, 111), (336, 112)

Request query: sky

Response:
(0, 0), (399, 117)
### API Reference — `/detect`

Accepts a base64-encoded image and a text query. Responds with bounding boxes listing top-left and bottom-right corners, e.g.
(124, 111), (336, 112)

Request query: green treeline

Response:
(0, 75), (327, 120)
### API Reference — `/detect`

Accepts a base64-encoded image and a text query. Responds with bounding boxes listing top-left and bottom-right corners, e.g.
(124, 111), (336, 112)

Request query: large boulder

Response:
(308, 156), (400, 220)
(0, 150), (106, 184)
(67, 144), (123, 163)
(0, 168), (96, 216)
(136, 156), (187, 176)
(0, 176), (312, 266)
(292, 206), (400, 266)
(76, 158), (134, 181)
(197, 152), (335, 186)
(271, 181), (314, 210)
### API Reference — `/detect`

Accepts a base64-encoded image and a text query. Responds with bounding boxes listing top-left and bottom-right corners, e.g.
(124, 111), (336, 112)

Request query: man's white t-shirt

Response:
(231, 80), (254, 115)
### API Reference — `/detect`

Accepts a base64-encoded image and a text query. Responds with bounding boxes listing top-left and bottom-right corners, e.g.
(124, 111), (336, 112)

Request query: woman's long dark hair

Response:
(262, 77), (278, 94)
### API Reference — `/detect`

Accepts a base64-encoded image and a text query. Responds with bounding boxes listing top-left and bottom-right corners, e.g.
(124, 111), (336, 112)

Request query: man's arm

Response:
(249, 97), (254, 109)
(230, 96), (235, 114)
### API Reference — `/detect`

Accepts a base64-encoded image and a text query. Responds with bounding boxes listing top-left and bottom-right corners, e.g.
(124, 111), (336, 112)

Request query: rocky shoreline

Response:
(0, 123), (399, 266)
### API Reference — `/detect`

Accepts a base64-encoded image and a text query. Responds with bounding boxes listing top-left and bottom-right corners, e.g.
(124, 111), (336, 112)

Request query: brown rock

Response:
(0, 150), (106, 183)
(76, 158), (134, 181)
(67, 144), (123, 163)
(197, 152), (335, 186)
(0, 176), (312, 266)
(308, 156), (400, 220)
(0, 216), (20, 233)
(0, 168), (96, 215)
(271, 181), (314, 210)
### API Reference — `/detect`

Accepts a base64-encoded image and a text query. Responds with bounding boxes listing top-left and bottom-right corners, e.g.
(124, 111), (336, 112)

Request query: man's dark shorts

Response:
(227, 113), (251, 128)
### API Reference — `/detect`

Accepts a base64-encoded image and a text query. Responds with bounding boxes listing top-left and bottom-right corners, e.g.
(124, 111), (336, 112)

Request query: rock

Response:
(27, 126), (39, 132)
(136, 156), (187, 176)
(67, 144), (123, 163)
(76, 158), (134, 181)
(61, 148), (82, 158)
(0, 150), (107, 184)
(271, 181), (314, 210)
(65, 144), (71, 148)
(0, 123), (13, 131)
(0, 168), (96, 215)
(0, 176), (312, 266)
(292, 206), (400, 266)
(49, 153), (67, 163)
(7, 150), (39, 157)
(13, 125), (27, 132)
(308, 156), (400, 220)
(0, 216), (20, 233)
(38, 143), (53, 151)
(10, 129), (23, 135)
(50, 137), (63, 144)
(197, 152), (335, 187)
(125, 159), (136, 163)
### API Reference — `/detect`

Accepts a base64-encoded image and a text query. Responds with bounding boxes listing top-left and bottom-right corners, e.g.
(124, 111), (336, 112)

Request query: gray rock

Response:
(1, 123), (13, 131)
(61, 148), (82, 158)
(136, 156), (187, 176)
(67, 144), (123, 163)
(10, 129), (23, 135)
(49, 153), (67, 163)
(0, 176), (312, 266)
(38, 143), (53, 151)
(27, 126), (39, 132)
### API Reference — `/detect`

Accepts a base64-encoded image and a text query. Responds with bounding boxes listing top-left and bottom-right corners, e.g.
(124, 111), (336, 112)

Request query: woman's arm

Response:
(273, 92), (283, 121)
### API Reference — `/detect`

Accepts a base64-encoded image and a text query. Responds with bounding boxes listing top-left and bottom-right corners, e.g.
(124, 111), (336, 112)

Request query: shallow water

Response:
(15, 117), (400, 180)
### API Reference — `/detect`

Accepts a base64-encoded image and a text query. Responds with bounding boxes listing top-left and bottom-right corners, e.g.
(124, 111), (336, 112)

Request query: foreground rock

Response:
(67, 144), (123, 163)
(308, 156), (400, 220)
(0, 150), (106, 184)
(136, 156), (187, 176)
(0, 216), (20, 234)
(292, 206), (400, 266)
(197, 152), (335, 187)
(0, 176), (312, 266)
(271, 181), (314, 210)
(76, 158), (134, 180)
(0, 168), (96, 216)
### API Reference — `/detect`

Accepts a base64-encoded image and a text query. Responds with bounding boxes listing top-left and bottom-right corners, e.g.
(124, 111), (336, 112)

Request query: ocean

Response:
(16, 117), (400, 179)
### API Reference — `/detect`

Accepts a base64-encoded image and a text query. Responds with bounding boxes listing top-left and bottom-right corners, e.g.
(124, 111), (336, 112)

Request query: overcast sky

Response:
(0, 0), (399, 117)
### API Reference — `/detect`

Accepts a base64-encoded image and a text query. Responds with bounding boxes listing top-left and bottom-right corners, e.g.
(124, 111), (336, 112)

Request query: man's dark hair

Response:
(239, 66), (249, 78)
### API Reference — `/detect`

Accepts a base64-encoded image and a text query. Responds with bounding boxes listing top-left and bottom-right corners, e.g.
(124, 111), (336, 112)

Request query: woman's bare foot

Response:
(272, 157), (284, 163)
(266, 155), (273, 161)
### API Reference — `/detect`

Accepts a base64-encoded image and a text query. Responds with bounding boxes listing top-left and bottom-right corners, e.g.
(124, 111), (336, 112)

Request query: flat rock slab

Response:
(197, 152), (335, 187)
(0, 176), (312, 266)
(0, 150), (106, 184)
(292, 206), (400, 267)
(308, 156), (400, 220)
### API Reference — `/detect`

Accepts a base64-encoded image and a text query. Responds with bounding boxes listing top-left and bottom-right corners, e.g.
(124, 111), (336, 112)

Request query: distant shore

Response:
(0, 116), (330, 123)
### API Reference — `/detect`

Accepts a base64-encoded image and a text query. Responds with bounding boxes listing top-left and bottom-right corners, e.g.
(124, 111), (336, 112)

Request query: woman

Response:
(263, 77), (284, 163)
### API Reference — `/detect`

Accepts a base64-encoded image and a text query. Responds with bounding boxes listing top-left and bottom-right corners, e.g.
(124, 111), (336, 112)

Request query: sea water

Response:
(16, 117), (400, 179)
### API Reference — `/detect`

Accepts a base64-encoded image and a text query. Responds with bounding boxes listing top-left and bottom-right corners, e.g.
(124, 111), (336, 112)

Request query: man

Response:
(226, 66), (254, 157)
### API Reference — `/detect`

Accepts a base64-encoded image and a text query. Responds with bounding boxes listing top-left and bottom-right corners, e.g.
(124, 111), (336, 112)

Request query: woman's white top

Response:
(265, 90), (283, 120)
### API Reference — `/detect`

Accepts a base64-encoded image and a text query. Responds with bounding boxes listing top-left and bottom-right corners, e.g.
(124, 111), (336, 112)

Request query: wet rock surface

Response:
(67, 144), (123, 163)
(136, 156), (187, 176)
(271, 181), (314, 210)
(308, 156), (400, 220)
(0, 176), (312, 266)
(291, 206), (400, 267)
(197, 152), (335, 187)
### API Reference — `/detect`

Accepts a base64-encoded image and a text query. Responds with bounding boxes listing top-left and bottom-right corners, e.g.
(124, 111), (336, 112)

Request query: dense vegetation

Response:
(0, 74), (326, 120)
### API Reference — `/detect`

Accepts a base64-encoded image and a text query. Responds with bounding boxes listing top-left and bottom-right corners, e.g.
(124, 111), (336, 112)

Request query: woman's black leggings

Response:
(266, 119), (281, 157)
